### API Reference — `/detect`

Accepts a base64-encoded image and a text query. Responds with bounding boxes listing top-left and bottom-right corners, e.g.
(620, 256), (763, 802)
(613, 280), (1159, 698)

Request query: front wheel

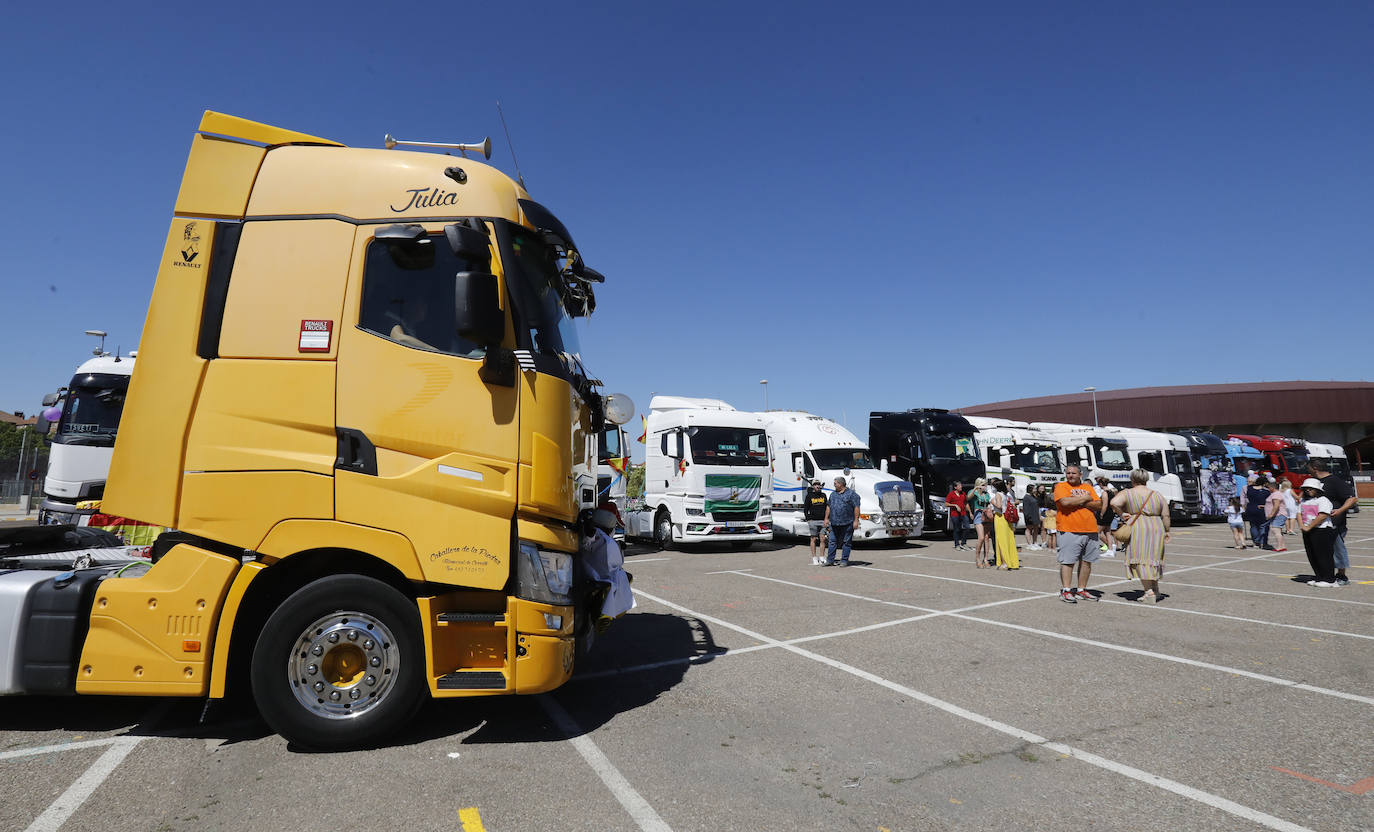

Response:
(251, 575), (425, 751)
(653, 509), (674, 550)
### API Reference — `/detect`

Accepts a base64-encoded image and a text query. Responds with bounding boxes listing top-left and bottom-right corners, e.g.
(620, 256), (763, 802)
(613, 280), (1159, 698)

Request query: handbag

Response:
(1004, 496), (1019, 525)
(1113, 490), (1154, 544)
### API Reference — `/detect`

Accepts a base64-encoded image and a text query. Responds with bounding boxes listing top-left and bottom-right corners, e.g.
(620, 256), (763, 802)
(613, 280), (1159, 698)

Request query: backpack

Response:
(1003, 494), (1019, 525)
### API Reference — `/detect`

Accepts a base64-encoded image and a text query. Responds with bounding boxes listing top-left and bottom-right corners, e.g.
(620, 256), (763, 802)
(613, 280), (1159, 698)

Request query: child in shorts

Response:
(1225, 497), (1245, 549)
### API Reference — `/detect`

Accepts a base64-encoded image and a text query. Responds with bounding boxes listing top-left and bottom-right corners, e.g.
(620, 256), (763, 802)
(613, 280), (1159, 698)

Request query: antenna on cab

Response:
(496, 101), (527, 191)
(382, 134), (492, 160)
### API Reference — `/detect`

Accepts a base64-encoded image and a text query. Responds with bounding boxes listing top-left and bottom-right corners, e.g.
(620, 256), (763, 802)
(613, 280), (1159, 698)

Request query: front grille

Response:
(711, 510), (757, 523)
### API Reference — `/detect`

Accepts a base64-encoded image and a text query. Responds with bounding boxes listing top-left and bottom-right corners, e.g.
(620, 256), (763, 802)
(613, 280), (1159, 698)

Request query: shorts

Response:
(1057, 531), (1100, 565)
(807, 520), (825, 537)
(1043, 514), (1057, 532)
(1228, 520), (1243, 529)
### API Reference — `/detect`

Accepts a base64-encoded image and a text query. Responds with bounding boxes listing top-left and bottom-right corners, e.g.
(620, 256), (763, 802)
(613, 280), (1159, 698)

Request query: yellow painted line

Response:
(459, 807), (486, 832)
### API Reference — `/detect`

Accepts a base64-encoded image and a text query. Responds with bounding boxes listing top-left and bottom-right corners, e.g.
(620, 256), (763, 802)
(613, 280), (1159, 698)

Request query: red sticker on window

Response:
(299, 320), (333, 352)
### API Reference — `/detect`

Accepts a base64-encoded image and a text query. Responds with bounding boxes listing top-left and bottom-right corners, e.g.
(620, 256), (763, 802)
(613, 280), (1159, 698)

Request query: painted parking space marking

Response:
(730, 571), (1374, 706)
(537, 694), (673, 832)
(634, 588), (1316, 832)
(1269, 767), (1374, 795)
(21, 737), (143, 832)
(458, 807), (487, 831)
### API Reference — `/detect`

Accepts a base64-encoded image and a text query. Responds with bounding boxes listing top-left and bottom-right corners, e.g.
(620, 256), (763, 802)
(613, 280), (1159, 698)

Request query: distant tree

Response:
(626, 463), (645, 499)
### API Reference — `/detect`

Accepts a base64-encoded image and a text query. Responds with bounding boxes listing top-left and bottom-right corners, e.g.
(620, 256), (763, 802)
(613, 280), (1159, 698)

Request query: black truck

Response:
(869, 409), (985, 533)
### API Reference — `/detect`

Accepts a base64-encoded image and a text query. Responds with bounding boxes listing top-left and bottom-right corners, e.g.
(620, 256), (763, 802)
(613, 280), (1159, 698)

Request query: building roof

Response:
(962, 381), (1374, 430)
(0, 411), (36, 427)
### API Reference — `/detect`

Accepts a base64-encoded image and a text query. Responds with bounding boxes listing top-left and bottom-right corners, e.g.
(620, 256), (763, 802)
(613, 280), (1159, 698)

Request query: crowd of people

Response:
(797, 458), (1358, 598)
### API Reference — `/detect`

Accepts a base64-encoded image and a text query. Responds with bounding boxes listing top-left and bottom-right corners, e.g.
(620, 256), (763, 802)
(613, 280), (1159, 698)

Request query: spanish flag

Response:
(637, 415), (647, 443)
(608, 456), (629, 474)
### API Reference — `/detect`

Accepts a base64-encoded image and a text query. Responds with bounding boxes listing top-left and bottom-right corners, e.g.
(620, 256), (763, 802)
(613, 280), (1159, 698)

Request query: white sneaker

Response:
(1307, 580), (1335, 588)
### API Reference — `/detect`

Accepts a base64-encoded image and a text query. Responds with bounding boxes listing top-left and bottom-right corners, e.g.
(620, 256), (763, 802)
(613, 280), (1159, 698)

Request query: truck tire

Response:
(251, 574), (425, 751)
(653, 509), (674, 551)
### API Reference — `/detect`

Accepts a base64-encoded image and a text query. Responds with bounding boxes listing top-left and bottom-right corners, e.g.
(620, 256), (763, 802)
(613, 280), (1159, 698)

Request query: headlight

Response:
(515, 541), (573, 606)
(686, 507), (705, 516)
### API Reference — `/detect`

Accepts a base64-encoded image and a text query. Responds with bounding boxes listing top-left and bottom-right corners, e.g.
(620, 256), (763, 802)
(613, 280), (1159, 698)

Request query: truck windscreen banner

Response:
(704, 474), (761, 513)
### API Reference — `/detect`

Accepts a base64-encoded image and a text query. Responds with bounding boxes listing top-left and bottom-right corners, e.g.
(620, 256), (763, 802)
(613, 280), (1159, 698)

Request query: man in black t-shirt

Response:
(803, 480), (829, 565)
(1309, 460), (1357, 586)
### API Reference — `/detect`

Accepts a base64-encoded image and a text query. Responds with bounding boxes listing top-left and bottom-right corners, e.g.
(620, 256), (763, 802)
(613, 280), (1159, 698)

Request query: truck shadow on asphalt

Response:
(0, 613), (715, 752)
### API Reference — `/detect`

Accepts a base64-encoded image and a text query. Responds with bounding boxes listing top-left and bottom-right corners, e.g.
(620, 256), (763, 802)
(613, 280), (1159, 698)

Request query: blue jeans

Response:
(1334, 527), (1349, 570)
(950, 513), (970, 547)
(1250, 518), (1271, 548)
(826, 523), (854, 563)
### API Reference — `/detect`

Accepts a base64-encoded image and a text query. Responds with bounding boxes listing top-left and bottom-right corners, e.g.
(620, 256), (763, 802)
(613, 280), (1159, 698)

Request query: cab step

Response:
(436, 670), (506, 690)
(436, 612), (504, 624)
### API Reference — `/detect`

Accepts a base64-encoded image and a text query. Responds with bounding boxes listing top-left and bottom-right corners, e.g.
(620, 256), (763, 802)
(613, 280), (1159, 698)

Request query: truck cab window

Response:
(358, 236), (485, 358)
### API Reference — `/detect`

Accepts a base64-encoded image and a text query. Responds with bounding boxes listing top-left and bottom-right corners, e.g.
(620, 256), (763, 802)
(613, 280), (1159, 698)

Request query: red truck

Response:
(1226, 434), (1311, 489)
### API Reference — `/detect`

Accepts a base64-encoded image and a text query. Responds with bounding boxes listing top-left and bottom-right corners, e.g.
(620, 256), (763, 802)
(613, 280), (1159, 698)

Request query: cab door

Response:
(335, 225), (519, 590)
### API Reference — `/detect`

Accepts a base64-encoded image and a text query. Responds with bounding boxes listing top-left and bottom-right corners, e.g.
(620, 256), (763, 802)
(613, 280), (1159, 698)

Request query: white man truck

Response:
(35, 353), (136, 525)
(597, 424), (631, 540)
(963, 416), (1065, 505)
(1103, 427), (1203, 520)
(626, 396), (773, 549)
(1031, 423), (1134, 489)
(760, 411), (923, 541)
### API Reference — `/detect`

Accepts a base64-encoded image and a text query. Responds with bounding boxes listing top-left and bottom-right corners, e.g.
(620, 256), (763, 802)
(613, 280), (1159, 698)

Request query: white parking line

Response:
(537, 694), (672, 832)
(23, 737), (142, 832)
(731, 571), (1374, 707)
(633, 588), (1314, 832)
(1094, 599), (1374, 641)
(0, 738), (127, 761)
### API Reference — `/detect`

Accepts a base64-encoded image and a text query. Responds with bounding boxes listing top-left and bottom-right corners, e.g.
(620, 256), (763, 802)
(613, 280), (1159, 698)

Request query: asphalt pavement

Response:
(3, 515), (1372, 831)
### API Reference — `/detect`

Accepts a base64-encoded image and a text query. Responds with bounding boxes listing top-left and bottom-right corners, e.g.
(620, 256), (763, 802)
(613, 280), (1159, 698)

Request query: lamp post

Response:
(759, 379), (769, 411)
(1083, 386), (1098, 427)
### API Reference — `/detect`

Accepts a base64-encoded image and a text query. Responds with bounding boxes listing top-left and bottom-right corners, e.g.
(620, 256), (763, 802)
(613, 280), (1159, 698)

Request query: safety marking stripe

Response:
(633, 588), (1315, 832)
(458, 807), (486, 832)
(536, 695), (672, 832)
(23, 737), (142, 832)
(729, 571), (1374, 707)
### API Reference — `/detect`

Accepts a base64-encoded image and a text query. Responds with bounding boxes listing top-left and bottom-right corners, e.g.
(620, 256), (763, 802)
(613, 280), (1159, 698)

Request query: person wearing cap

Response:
(803, 479), (830, 565)
(1308, 459), (1357, 586)
(945, 481), (971, 553)
(1296, 477), (1337, 588)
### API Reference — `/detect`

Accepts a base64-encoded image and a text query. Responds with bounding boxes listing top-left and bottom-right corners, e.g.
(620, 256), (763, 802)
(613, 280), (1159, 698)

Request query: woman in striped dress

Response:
(1110, 468), (1171, 602)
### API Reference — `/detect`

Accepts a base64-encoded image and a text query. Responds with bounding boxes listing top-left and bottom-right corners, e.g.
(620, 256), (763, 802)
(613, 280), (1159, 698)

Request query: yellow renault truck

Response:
(0, 112), (632, 749)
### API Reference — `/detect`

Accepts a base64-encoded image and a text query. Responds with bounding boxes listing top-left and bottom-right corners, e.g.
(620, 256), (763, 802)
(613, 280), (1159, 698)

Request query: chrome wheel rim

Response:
(288, 610), (399, 719)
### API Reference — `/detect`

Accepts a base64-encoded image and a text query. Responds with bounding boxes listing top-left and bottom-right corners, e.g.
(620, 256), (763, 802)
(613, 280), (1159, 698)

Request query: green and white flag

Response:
(704, 474), (761, 513)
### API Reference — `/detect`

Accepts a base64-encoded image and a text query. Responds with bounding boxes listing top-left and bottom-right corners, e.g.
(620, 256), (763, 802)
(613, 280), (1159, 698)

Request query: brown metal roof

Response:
(962, 381), (1374, 430)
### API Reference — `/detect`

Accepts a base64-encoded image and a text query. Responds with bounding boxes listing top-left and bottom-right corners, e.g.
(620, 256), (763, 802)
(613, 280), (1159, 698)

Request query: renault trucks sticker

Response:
(299, 319), (333, 352)
(174, 222), (203, 269)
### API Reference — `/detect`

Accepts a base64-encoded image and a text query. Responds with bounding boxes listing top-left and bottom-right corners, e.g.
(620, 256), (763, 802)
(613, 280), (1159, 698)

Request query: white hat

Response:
(1300, 477), (1323, 492)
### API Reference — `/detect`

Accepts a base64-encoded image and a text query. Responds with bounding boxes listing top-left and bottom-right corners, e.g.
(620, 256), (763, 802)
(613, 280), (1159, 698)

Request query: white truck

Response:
(35, 353), (136, 525)
(1100, 427), (1202, 520)
(963, 416), (1065, 505)
(596, 424), (631, 540)
(759, 411), (923, 542)
(1302, 441), (1359, 515)
(1030, 422), (1134, 489)
(626, 396), (773, 549)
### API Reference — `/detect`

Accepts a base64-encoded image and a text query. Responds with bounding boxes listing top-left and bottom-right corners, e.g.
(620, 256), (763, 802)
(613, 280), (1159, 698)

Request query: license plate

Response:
(890, 529), (908, 535)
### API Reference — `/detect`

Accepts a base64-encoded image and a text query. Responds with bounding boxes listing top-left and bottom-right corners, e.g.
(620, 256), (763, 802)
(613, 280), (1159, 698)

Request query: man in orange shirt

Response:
(1053, 465), (1103, 604)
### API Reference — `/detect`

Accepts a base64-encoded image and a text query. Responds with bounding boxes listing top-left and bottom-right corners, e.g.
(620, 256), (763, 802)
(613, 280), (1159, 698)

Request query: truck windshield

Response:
(811, 449), (875, 470)
(925, 433), (979, 461)
(1200, 454), (1234, 473)
(1328, 458), (1351, 479)
(689, 427), (768, 466)
(501, 225), (582, 363)
(1010, 444), (1062, 474)
(57, 374), (128, 445)
(1280, 449), (1309, 473)
(598, 428), (623, 462)
(1090, 440), (1131, 470)
(1166, 450), (1195, 475)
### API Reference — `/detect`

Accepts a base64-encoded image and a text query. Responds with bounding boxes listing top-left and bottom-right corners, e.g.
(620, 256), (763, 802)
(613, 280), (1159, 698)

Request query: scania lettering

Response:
(760, 411), (922, 541)
(626, 396), (772, 548)
(868, 409), (984, 532)
(0, 112), (633, 751)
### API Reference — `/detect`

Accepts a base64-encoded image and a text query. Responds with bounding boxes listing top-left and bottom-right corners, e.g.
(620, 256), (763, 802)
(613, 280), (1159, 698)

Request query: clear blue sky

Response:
(2, 2), (1370, 456)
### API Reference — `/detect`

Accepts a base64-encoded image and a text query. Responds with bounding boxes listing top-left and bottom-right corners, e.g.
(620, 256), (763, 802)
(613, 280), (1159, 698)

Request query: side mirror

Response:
(34, 416), (50, 434)
(454, 271), (504, 348)
(41, 392), (60, 407)
(444, 221), (491, 264)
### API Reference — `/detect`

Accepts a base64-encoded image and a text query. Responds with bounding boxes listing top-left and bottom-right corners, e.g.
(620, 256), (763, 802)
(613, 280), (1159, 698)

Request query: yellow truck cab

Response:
(0, 112), (629, 749)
